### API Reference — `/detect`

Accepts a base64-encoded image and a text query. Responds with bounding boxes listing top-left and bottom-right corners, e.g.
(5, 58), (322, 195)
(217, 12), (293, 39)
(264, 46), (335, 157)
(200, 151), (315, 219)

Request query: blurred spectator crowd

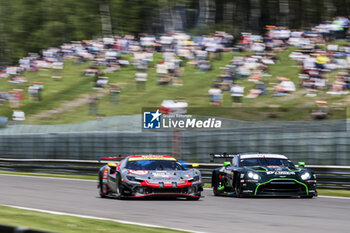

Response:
(0, 30), (233, 121)
(208, 16), (350, 109)
(1, 16), (350, 122)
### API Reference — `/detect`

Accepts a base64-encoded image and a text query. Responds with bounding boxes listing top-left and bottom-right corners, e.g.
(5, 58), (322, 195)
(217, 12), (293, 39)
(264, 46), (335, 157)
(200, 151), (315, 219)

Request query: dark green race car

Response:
(211, 153), (317, 198)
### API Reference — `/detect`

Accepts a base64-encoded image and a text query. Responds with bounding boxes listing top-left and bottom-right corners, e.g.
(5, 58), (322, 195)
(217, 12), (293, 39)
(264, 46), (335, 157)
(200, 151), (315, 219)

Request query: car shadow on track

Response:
(207, 193), (312, 199)
(96, 196), (205, 201)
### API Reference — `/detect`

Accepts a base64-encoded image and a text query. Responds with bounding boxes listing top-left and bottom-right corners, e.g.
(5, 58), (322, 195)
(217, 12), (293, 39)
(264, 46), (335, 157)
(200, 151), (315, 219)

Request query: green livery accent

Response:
(223, 161), (231, 167)
(286, 167), (301, 172)
(217, 186), (225, 191)
(246, 166), (268, 172)
(254, 178), (308, 196)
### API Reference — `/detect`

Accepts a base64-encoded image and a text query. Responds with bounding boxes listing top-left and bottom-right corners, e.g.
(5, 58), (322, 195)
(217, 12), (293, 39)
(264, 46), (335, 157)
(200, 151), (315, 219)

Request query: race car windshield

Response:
(126, 160), (185, 171)
(241, 158), (296, 168)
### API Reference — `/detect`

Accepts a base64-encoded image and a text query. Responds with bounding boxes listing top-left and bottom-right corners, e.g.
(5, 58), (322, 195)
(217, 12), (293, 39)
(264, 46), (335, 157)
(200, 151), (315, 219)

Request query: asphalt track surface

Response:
(0, 174), (349, 233)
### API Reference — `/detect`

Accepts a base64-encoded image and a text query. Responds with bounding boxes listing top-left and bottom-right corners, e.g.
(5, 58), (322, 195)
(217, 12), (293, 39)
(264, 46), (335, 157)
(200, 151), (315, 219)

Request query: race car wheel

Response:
(213, 173), (223, 196)
(99, 179), (108, 198)
(213, 181), (222, 196)
(234, 175), (242, 198)
(213, 186), (220, 196)
(115, 173), (124, 199)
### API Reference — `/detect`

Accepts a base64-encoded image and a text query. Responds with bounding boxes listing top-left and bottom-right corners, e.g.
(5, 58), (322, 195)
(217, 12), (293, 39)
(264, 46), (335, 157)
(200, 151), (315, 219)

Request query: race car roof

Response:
(128, 155), (177, 161)
(240, 154), (288, 159)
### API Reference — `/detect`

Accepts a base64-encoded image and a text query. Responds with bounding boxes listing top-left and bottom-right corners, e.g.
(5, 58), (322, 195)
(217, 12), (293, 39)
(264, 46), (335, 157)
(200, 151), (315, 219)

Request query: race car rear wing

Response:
(210, 153), (237, 162)
(98, 155), (127, 163)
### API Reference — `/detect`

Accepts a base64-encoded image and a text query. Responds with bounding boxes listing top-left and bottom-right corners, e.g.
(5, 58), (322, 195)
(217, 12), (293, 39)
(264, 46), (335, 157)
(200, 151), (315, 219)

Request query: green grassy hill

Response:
(1, 49), (349, 125)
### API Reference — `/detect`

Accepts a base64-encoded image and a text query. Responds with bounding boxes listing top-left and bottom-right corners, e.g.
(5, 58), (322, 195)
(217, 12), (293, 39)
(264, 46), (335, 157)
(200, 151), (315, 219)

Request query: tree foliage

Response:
(1, 0), (350, 65)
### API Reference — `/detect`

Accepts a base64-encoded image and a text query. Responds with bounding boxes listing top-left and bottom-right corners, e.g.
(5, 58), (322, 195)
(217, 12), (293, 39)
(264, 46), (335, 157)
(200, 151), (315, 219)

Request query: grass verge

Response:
(317, 189), (350, 197)
(0, 205), (186, 233)
(0, 171), (96, 180)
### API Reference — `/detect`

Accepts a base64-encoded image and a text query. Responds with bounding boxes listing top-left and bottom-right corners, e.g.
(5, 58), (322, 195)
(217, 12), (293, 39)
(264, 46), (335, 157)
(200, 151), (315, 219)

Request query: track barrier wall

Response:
(0, 129), (349, 165)
(0, 159), (349, 190)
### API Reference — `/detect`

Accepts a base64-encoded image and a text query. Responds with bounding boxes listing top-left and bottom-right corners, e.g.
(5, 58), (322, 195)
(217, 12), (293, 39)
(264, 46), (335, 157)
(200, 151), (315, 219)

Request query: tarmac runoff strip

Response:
(1, 204), (207, 233)
(1, 174), (350, 200)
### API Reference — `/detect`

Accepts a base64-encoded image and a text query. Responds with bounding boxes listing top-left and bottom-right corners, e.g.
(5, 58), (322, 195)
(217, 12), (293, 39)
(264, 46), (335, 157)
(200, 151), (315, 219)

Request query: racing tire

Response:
(99, 178), (108, 198)
(213, 182), (224, 196)
(234, 175), (243, 198)
(115, 173), (125, 200)
(213, 173), (223, 196)
(213, 186), (221, 196)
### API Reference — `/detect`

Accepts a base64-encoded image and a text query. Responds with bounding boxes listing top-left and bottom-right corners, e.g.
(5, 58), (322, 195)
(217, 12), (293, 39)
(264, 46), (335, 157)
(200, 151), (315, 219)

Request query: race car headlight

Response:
(126, 175), (136, 181)
(192, 176), (200, 182)
(126, 176), (144, 182)
(247, 172), (260, 180)
(301, 172), (311, 180)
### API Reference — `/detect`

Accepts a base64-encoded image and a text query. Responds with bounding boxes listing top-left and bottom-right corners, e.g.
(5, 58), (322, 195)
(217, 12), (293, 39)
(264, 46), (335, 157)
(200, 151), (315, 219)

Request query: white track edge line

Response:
(2, 204), (207, 233)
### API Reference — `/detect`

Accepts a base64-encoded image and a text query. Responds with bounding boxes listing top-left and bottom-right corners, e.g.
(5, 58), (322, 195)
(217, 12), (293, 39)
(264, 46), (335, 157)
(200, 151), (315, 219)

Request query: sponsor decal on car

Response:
(103, 168), (108, 180)
(240, 154), (288, 159)
(242, 190), (253, 193)
(128, 170), (149, 175)
(266, 171), (295, 175)
(152, 172), (172, 178)
(128, 156), (176, 161)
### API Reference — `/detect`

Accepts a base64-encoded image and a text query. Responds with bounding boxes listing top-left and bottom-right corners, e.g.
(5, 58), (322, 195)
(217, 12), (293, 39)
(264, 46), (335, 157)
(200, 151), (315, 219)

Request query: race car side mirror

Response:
(192, 163), (199, 168)
(108, 163), (117, 174)
(224, 161), (231, 167)
(108, 163), (117, 167)
(298, 162), (305, 168)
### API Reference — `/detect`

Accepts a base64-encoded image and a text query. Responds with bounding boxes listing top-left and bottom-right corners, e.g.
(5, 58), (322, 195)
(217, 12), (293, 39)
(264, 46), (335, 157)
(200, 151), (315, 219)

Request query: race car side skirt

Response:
(140, 180), (193, 188)
(254, 178), (309, 196)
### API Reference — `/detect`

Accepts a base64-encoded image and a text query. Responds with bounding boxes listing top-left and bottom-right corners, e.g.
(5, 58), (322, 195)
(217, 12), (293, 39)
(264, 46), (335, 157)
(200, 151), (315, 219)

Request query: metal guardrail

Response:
(0, 159), (349, 190)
